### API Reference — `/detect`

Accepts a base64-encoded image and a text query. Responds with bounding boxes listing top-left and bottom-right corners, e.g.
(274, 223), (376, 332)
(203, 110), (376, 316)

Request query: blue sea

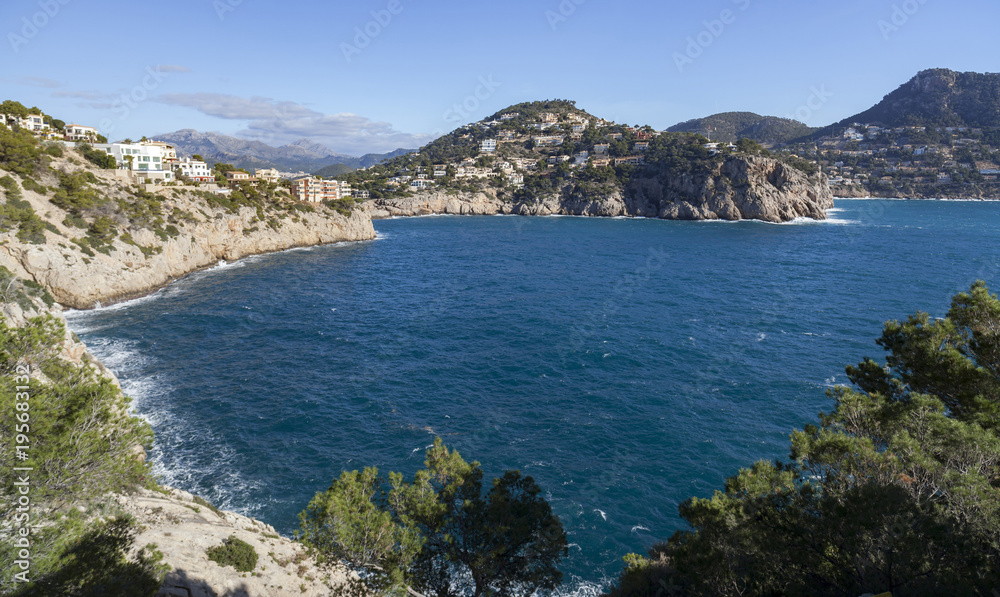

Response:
(66, 199), (1000, 594)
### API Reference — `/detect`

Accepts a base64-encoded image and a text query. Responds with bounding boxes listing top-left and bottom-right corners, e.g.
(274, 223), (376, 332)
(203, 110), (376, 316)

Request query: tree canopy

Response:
(608, 281), (1000, 596)
(299, 438), (568, 597)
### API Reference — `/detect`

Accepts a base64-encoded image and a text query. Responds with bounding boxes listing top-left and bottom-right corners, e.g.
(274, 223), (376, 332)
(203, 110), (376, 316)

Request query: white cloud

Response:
(155, 93), (430, 155)
(19, 76), (60, 88)
(51, 90), (105, 99)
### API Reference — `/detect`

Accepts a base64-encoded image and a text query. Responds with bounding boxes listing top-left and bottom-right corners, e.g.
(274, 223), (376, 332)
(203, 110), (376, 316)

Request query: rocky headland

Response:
(0, 152), (374, 309)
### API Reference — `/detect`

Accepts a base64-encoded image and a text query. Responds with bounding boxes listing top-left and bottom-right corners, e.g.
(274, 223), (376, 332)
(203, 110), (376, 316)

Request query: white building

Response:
(20, 115), (49, 133)
(97, 142), (174, 182)
(532, 135), (564, 147)
(481, 139), (497, 153)
(175, 158), (214, 182)
(64, 124), (99, 142)
(141, 141), (178, 165)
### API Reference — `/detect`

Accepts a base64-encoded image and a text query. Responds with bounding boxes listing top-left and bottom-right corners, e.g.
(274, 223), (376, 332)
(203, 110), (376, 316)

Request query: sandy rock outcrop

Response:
(118, 487), (354, 597)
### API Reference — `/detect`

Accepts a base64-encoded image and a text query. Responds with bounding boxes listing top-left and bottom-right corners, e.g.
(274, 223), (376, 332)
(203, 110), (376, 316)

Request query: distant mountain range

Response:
(152, 129), (413, 173)
(667, 112), (817, 144)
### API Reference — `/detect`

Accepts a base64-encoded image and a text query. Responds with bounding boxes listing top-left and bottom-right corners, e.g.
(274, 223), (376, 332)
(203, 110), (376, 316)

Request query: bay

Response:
(67, 199), (1000, 594)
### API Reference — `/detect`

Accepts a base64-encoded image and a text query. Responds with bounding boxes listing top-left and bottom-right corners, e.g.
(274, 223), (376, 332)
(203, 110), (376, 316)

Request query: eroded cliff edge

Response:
(366, 155), (833, 223)
(0, 149), (375, 309)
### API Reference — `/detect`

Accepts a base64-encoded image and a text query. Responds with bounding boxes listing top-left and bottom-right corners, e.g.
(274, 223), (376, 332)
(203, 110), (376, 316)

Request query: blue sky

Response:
(2, 0), (996, 155)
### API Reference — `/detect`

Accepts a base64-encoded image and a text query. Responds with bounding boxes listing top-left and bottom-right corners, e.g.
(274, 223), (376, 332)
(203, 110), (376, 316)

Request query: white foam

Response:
(774, 216), (859, 226)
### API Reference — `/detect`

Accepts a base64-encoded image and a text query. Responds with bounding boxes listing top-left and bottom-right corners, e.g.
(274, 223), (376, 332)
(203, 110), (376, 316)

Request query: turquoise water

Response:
(67, 200), (1000, 594)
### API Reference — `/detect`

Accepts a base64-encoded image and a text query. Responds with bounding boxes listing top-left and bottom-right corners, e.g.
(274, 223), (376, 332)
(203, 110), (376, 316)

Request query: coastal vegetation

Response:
(206, 535), (258, 573)
(607, 282), (1000, 596)
(299, 437), (568, 597)
(0, 272), (166, 596)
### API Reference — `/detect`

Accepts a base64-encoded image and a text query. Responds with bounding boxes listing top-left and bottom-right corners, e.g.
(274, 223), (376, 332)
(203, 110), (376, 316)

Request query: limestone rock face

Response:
(0, 207), (374, 310)
(118, 487), (355, 597)
(367, 155), (833, 224)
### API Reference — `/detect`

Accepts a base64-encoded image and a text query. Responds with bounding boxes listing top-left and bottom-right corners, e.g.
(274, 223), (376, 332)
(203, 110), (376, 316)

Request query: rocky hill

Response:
(668, 112), (817, 145)
(810, 68), (1000, 136)
(346, 100), (832, 222)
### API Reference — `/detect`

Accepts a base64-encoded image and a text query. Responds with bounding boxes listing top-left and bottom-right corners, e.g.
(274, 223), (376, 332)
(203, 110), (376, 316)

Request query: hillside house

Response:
(532, 135), (564, 148)
(291, 177), (350, 202)
(64, 124), (99, 142)
(175, 158), (214, 182)
(98, 142), (174, 182)
(255, 168), (280, 184)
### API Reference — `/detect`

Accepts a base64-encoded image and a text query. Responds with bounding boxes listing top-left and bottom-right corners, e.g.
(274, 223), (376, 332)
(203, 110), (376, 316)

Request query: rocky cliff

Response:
(367, 155), (833, 223)
(0, 151), (375, 309)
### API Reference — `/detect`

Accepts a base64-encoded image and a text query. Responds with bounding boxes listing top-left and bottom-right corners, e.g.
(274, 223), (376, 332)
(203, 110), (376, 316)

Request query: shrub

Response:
(44, 143), (64, 158)
(206, 536), (257, 572)
(0, 126), (42, 176)
(20, 177), (46, 195)
(77, 143), (117, 169)
(0, 193), (47, 244)
(51, 171), (103, 216)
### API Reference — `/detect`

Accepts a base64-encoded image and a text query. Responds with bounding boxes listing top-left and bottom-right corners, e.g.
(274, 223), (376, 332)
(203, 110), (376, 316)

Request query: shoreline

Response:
(63, 236), (379, 313)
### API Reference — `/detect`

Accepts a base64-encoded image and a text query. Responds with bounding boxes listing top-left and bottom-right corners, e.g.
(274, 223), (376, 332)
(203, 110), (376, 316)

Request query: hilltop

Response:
(340, 100), (833, 222)
(817, 68), (1000, 135)
(668, 112), (817, 145)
